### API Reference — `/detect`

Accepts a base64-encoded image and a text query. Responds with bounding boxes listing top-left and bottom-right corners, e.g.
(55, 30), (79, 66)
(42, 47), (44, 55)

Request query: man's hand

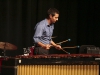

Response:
(54, 45), (62, 50)
(42, 44), (51, 50)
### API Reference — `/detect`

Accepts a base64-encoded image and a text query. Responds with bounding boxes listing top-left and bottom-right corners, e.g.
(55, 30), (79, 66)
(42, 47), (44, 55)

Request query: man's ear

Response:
(49, 14), (52, 18)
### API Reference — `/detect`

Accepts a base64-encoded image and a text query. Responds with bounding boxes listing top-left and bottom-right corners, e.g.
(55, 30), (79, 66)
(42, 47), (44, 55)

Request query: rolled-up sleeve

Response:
(33, 24), (44, 43)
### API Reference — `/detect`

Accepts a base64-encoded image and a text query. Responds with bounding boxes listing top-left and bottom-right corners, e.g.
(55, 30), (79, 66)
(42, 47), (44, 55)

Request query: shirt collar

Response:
(45, 19), (53, 27)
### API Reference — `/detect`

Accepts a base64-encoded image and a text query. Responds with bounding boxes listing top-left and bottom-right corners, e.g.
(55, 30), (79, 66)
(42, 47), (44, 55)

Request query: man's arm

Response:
(33, 24), (45, 46)
(37, 42), (46, 48)
(50, 40), (62, 50)
(50, 40), (57, 47)
(37, 42), (51, 49)
(33, 24), (50, 49)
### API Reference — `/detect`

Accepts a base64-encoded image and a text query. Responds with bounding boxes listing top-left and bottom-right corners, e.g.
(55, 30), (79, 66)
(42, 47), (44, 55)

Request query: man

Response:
(33, 8), (62, 55)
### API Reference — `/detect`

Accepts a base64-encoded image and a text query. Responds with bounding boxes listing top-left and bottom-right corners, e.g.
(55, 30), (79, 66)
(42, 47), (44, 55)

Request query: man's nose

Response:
(56, 18), (58, 21)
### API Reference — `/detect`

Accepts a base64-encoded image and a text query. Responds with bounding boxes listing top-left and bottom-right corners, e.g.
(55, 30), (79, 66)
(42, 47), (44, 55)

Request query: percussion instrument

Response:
(1, 54), (100, 75)
(0, 42), (17, 50)
(0, 42), (17, 58)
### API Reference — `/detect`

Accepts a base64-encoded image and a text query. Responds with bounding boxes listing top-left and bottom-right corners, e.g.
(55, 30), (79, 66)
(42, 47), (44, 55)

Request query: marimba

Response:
(1, 54), (100, 75)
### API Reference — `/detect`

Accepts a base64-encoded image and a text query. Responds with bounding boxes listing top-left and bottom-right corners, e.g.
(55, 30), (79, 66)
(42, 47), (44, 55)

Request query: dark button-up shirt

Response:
(33, 19), (54, 44)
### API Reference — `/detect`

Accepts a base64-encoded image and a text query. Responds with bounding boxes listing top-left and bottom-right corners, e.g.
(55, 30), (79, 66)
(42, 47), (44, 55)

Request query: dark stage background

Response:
(0, 0), (99, 56)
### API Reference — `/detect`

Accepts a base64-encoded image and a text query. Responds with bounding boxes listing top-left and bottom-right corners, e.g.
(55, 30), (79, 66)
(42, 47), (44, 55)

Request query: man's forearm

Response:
(50, 40), (57, 47)
(37, 42), (51, 50)
(37, 42), (45, 47)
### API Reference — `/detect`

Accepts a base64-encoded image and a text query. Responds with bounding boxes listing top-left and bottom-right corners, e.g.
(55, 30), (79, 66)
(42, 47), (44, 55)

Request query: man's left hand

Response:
(54, 45), (62, 50)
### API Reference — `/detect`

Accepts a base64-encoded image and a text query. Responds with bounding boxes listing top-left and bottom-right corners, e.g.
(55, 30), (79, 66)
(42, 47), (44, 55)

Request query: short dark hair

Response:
(46, 8), (59, 18)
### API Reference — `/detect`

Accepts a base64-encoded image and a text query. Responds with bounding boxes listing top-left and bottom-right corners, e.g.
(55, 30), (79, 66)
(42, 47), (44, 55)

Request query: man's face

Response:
(50, 13), (59, 24)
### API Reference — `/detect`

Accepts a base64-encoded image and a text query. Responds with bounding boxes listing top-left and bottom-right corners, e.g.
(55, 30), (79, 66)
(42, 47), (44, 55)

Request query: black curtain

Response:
(77, 0), (100, 46)
(0, 0), (99, 56)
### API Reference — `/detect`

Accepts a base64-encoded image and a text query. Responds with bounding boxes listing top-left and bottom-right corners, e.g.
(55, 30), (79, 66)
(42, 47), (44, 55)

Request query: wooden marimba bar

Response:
(1, 54), (100, 75)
